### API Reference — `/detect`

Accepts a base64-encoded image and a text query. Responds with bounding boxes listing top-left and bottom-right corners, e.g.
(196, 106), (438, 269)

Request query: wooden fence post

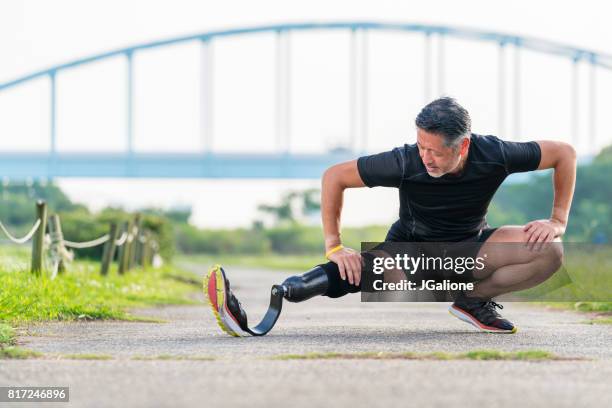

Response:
(135, 230), (145, 268)
(140, 230), (151, 268)
(30, 200), (47, 276)
(148, 241), (155, 267)
(100, 222), (119, 276)
(48, 214), (67, 275)
(117, 221), (131, 275)
(150, 239), (159, 267)
(128, 214), (141, 270)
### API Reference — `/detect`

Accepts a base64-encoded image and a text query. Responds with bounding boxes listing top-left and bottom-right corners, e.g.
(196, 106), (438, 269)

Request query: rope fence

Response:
(115, 232), (128, 246)
(0, 200), (161, 278)
(0, 218), (41, 244)
(64, 234), (110, 249)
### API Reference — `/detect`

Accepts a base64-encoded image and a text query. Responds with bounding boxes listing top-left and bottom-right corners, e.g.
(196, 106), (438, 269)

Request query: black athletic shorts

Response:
(384, 219), (497, 244)
(375, 219), (498, 282)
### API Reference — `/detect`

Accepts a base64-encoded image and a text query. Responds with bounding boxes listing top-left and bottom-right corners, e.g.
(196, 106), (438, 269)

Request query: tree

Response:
(256, 189), (321, 226)
(489, 144), (612, 242)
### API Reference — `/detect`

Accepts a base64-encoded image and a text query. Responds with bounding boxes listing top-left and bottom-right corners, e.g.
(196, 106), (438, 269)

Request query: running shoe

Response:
(204, 264), (250, 337)
(449, 292), (517, 333)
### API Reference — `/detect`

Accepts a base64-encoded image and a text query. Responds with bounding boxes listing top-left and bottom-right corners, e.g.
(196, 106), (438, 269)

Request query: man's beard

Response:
(426, 170), (444, 178)
(426, 154), (463, 178)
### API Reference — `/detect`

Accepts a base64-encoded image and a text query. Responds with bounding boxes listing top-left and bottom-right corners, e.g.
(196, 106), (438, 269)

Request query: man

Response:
(205, 97), (576, 336)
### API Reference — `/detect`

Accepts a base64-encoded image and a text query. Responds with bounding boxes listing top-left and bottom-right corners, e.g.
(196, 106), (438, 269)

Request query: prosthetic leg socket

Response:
(281, 266), (330, 303)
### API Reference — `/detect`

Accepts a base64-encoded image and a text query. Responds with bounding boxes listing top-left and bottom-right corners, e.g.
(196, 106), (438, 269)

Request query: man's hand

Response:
(523, 219), (565, 250)
(327, 247), (363, 286)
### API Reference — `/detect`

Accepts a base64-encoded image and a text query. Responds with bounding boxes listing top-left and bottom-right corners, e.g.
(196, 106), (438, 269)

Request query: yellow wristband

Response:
(325, 244), (344, 259)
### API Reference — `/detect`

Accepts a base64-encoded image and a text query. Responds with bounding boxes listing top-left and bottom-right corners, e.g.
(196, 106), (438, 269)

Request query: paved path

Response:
(2, 264), (611, 408)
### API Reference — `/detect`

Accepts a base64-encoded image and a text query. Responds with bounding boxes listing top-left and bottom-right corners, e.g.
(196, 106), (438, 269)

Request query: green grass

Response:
(131, 354), (215, 361)
(584, 317), (612, 325)
(0, 246), (200, 325)
(178, 253), (323, 272)
(0, 322), (41, 359)
(462, 350), (555, 360)
(0, 346), (41, 359)
(0, 246), (201, 359)
(272, 349), (563, 361)
(538, 302), (612, 313)
(572, 302), (612, 312)
(0, 323), (15, 346)
(516, 246), (612, 309)
(62, 353), (113, 360)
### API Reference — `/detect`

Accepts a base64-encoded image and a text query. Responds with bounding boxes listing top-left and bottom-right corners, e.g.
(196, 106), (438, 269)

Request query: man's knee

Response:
(486, 225), (529, 243)
(522, 239), (564, 282)
(541, 239), (564, 273)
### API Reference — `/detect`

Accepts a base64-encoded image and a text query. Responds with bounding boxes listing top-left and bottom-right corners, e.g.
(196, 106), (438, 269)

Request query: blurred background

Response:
(1, 0), (611, 262)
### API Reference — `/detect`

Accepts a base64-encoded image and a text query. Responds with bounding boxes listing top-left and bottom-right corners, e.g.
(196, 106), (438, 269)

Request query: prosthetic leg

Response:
(204, 263), (358, 337)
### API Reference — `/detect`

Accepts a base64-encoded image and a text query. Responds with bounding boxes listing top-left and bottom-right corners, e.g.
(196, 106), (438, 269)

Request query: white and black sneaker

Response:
(449, 292), (517, 333)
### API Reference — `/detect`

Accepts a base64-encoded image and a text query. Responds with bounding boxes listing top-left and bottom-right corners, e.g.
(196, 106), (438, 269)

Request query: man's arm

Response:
(321, 160), (366, 249)
(524, 140), (577, 247)
(321, 160), (366, 285)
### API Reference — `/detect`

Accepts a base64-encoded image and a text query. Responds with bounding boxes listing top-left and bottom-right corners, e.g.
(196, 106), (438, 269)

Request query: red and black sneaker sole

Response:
(203, 264), (249, 337)
(449, 304), (518, 334)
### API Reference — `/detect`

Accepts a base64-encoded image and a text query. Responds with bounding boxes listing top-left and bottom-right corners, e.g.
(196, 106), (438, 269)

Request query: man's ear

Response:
(460, 137), (470, 156)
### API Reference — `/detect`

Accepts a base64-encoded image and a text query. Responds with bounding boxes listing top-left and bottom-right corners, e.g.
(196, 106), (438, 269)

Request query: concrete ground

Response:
(1, 265), (611, 408)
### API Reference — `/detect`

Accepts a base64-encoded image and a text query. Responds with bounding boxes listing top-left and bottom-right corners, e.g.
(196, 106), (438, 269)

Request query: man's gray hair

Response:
(415, 97), (472, 148)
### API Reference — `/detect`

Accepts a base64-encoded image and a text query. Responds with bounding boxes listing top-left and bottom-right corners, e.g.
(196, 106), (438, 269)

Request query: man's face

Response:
(416, 128), (469, 178)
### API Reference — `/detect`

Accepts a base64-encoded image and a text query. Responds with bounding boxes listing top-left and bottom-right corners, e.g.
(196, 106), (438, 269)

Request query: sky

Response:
(1, 0), (611, 228)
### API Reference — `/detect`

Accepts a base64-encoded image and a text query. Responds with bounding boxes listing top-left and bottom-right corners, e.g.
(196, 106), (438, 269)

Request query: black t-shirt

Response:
(357, 134), (542, 241)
